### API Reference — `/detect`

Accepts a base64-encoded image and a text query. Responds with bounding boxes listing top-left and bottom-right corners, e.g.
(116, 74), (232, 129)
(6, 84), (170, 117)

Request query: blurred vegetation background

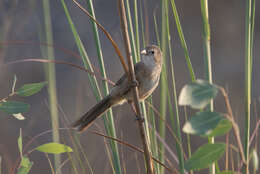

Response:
(0, 0), (259, 173)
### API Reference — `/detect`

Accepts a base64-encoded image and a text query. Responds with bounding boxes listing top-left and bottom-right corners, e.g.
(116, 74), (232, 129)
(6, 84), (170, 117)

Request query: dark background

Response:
(0, 0), (259, 173)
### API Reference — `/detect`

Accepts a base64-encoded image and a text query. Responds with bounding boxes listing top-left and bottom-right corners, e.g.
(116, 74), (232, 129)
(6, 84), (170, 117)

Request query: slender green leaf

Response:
(17, 156), (33, 174)
(179, 79), (218, 109)
(251, 149), (259, 172)
(61, 0), (101, 100)
(184, 143), (225, 170)
(169, 0), (196, 81)
(183, 111), (231, 137)
(207, 119), (232, 137)
(0, 101), (30, 114)
(85, 1), (122, 173)
(166, 3), (185, 173)
(158, 1), (168, 173)
(36, 142), (73, 154)
(18, 129), (23, 155)
(125, 0), (137, 64)
(16, 82), (48, 97)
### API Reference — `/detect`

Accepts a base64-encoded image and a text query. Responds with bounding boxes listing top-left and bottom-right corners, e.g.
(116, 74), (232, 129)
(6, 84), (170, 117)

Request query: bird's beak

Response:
(141, 49), (146, 55)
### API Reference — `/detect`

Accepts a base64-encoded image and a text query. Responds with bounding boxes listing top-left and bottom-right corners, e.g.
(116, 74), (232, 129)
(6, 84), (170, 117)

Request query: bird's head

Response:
(141, 45), (162, 67)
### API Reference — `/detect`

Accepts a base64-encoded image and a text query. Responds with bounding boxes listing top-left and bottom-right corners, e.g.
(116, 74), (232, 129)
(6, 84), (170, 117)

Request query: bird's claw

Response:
(130, 80), (139, 88)
(135, 115), (145, 122)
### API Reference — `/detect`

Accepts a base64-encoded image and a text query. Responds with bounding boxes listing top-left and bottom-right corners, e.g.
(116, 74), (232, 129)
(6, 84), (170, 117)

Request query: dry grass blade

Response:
(249, 119), (260, 146)
(145, 101), (187, 160)
(5, 58), (115, 86)
(219, 87), (246, 164)
(90, 130), (177, 174)
(0, 40), (81, 60)
(72, 0), (128, 74)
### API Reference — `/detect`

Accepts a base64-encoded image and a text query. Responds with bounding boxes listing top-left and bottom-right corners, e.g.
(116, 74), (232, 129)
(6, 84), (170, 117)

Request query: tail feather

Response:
(72, 96), (112, 132)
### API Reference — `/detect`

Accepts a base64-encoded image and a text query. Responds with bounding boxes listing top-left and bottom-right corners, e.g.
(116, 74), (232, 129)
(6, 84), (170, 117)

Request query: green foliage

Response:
(207, 119), (232, 137)
(169, 0), (196, 81)
(251, 149), (259, 172)
(184, 143), (226, 170)
(179, 79), (218, 109)
(17, 130), (33, 174)
(179, 79), (237, 172)
(16, 82), (48, 97)
(18, 129), (23, 155)
(179, 80), (232, 139)
(16, 129), (72, 174)
(35, 142), (73, 154)
(17, 156), (33, 174)
(61, 0), (122, 173)
(0, 101), (30, 114)
(183, 111), (231, 137)
(0, 79), (47, 117)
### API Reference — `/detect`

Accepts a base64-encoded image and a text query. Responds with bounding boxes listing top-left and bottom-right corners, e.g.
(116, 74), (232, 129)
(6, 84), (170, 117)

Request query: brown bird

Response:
(72, 45), (162, 132)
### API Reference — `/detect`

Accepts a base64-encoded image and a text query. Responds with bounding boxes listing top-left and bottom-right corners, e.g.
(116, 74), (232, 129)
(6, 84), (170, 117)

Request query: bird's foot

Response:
(130, 79), (139, 88)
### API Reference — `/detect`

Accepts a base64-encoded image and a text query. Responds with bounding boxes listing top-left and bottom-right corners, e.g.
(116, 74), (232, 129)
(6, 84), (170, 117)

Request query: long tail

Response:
(72, 96), (112, 132)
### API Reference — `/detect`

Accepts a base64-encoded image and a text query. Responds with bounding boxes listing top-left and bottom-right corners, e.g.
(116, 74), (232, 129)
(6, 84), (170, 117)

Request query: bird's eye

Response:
(150, 50), (154, 54)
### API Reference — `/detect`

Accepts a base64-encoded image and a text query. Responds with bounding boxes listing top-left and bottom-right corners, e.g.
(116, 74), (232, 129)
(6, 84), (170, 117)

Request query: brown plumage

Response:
(72, 45), (162, 132)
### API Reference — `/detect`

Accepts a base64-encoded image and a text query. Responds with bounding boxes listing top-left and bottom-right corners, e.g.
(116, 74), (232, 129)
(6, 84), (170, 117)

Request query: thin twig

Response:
(0, 40), (82, 60)
(45, 153), (55, 174)
(5, 58), (115, 86)
(0, 92), (15, 103)
(1, 40), (112, 83)
(117, 0), (154, 173)
(219, 87), (246, 164)
(90, 130), (176, 173)
(145, 101), (187, 160)
(71, 0), (129, 74)
(249, 118), (260, 146)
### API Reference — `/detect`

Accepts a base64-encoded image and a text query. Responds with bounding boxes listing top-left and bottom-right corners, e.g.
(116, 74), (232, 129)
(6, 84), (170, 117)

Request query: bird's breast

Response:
(138, 71), (160, 100)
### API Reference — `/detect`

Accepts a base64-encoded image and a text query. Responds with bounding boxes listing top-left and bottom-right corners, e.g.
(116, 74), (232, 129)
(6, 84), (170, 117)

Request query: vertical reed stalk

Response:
(167, 21), (186, 174)
(85, 1), (122, 173)
(244, 0), (255, 173)
(158, 0), (168, 173)
(200, 1), (214, 173)
(117, 0), (154, 173)
(42, 1), (61, 173)
(141, 5), (160, 174)
(127, 1), (155, 161)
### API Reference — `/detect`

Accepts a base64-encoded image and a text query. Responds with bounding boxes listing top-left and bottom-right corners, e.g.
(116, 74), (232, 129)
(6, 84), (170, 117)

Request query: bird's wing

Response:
(115, 73), (127, 86)
(115, 62), (146, 86)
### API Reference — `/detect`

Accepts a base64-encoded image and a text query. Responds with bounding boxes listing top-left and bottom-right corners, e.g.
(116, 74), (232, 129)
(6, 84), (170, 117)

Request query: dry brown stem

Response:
(117, 0), (154, 173)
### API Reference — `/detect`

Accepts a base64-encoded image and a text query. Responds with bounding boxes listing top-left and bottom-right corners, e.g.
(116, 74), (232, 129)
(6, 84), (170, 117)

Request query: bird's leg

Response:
(130, 101), (144, 122)
(130, 79), (139, 88)
(130, 101), (137, 114)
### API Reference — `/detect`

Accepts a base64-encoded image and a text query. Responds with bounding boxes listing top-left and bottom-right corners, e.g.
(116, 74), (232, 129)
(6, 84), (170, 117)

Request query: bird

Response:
(72, 45), (163, 132)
